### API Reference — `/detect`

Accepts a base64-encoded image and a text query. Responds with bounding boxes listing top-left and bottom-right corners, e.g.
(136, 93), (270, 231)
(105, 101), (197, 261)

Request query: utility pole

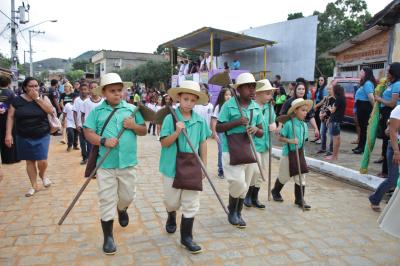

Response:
(29, 30), (44, 77)
(10, 0), (18, 72)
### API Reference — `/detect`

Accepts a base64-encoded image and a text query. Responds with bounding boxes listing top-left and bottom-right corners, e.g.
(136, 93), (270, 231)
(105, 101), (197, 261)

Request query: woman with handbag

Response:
(159, 81), (211, 254)
(271, 98), (313, 210)
(5, 77), (54, 197)
(216, 73), (264, 228)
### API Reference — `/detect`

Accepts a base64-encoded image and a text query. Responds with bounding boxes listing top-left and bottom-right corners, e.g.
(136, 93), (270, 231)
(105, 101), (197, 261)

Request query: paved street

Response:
(0, 133), (399, 266)
(272, 125), (385, 177)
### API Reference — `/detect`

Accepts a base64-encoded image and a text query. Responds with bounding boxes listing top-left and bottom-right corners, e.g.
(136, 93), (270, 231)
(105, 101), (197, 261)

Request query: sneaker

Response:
(315, 139), (321, 144)
(325, 151), (333, 156)
(42, 178), (52, 187)
(316, 150), (326, 154)
(73, 146), (80, 150)
(60, 140), (66, 144)
(80, 159), (88, 165)
(25, 188), (36, 197)
(67, 147), (72, 152)
(156, 136), (160, 141)
(217, 171), (224, 179)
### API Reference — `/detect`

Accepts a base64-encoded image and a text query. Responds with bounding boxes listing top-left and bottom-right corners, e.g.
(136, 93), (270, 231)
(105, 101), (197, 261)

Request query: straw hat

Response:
(230, 73), (262, 89)
(287, 98), (313, 115)
(256, 79), (276, 93)
(93, 73), (132, 95)
(168, 80), (208, 105)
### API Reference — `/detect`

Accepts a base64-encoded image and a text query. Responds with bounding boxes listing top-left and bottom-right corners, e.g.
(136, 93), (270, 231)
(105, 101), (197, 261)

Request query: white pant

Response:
(96, 167), (138, 221)
(278, 156), (306, 186)
(222, 152), (255, 198)
(163, 176), (200, 218)
(248, 152), (270, 188)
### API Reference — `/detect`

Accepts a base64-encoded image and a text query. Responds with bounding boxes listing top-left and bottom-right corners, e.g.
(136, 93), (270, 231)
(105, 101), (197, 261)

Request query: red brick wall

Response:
(336, 31), (389, 63)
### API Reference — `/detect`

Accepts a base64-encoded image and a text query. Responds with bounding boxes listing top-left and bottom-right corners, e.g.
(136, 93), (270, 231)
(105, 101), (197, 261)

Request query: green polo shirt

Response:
(280, 117), (308, 156)
(159, 107), (211, 178)
(217, 97), (263, 153)
(83, 100), (145, 169)
(254, 102), (276, 153)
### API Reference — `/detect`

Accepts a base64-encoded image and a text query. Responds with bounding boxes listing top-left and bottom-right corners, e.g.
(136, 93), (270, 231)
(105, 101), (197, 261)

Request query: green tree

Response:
(287, 12), (304, 20)
(72, 60), (91, 71)
(314, 0), (371, 77)
(66, 70), (85, 82)
(39, 70), (49, 82)
(154, 45), (169, 55)
(118, 60), (170, 88)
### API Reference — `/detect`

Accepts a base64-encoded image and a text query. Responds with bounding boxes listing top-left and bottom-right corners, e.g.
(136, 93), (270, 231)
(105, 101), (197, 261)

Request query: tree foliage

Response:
(72, 60), (93, 72)
(66, 70), (85, 82)
(287, 12), (304, 20)
(313, 0), (371, 77)
(117, 60), (170, 88)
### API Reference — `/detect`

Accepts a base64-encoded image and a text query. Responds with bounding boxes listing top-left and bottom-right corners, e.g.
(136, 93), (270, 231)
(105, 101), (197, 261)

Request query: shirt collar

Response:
(176, 107), (202, 126)
(97, 99), (128, 111)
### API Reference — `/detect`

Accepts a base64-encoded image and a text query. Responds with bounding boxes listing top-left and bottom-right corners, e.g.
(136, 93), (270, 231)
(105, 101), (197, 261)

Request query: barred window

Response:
(339, 65), (358, 72)
(361, 62), (385, 70)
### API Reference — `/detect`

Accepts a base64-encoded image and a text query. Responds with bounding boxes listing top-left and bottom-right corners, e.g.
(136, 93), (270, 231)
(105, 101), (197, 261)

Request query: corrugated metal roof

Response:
(159, 27), (275, 54)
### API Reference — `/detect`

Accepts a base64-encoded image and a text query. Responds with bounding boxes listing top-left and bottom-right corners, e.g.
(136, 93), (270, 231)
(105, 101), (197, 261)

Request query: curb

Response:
(271, 148), (383, 190)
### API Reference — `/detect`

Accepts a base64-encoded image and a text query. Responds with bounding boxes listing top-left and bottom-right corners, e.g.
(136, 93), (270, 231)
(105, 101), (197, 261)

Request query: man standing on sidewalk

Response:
(73, 82), (89, 164)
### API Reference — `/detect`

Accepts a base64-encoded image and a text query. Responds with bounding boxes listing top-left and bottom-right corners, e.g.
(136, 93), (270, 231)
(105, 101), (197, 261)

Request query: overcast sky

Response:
(0, 0), (393, 62)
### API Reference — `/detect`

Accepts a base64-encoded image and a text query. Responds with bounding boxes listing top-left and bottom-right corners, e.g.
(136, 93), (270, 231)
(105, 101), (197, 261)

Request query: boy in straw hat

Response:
(273, 98), (313, 210)
(216, 72), (264, 228)
(159, 80), (211, 253)
(83, 73), (147, 255)
(244, 79), (277, 209)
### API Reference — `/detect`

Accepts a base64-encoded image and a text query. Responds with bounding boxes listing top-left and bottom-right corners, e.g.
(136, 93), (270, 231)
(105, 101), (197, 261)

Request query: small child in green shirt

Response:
(216, 73), (264, 229)
(272, 98), (313, 210)
(83, 73), (147, 255)
(159, 80), (211, 254)
(244, 79), (277, 209)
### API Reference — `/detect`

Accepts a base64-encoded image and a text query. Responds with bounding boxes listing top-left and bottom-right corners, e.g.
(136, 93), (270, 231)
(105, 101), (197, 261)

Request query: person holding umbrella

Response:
(272, 98), (313, 210)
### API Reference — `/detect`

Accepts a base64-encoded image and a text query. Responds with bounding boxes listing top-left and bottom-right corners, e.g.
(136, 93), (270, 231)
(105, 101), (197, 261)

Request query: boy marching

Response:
(272, 98), (313, 210)
(159, 81), (211, 253)
(83, 73), (147, 255)
(244, 80), (277, 209)
(216, 73), (264, 228)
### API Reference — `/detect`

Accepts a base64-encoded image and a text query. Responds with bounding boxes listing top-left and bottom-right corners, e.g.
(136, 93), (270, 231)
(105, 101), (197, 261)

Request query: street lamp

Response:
(20, 19), (57, 33)
(25, 19), (57, 77)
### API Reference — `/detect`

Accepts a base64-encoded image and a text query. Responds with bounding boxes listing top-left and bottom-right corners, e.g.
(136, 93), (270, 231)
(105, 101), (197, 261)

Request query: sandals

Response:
(25, 188), (36, 197)
(42, 178), (52, 188)
(370, 204), (381, 212)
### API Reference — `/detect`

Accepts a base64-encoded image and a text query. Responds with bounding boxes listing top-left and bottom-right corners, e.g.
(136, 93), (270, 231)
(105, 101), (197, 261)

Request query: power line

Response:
(0, 9), (18, 25)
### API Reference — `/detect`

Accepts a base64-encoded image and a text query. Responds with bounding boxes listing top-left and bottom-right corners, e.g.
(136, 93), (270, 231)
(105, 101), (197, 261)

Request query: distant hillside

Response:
(27, 57), (71, 72)
(73, 50), (99, 62)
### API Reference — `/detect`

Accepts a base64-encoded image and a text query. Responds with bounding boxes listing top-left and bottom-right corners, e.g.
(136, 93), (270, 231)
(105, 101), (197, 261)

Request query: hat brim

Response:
(256, 87), (277, 93)
(168, 87), (208, 105)
(231, 81), (263, 90)
(287, 100), (313, 115)
(93, 81), (132, 96)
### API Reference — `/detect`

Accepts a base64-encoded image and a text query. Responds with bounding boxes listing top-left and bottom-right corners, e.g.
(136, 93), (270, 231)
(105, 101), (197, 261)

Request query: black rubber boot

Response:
(251, 187), (265, 209)
(165, 211), (177, 234)
(236, 198), (246, 228)
(227, 195), (240, 226)
(101, 220), (116, 255)
(180, 216), (202, 254)
(271, 179), (284, 202)
(243, 186), (254, 207)
(117, 208), (129, 227)
(294, 184), (311, 210)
